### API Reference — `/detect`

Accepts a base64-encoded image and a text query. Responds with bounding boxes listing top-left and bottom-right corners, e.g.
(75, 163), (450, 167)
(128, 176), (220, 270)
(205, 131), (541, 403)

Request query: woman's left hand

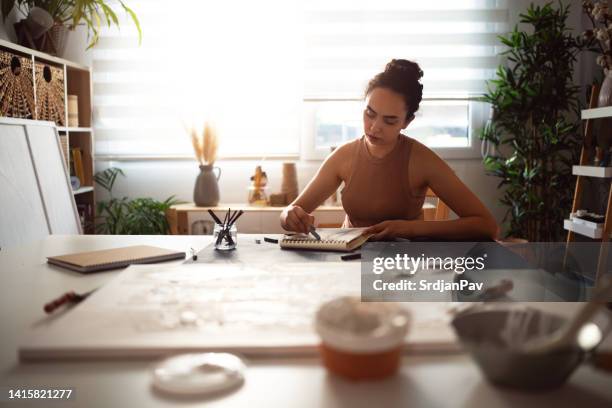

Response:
(363, 220), (411, 241)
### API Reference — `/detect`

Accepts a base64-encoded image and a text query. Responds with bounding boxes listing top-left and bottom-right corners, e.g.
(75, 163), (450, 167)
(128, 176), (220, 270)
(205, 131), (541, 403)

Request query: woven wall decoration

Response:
(35, 61), (65, 125)
(0, 50), (35, 119)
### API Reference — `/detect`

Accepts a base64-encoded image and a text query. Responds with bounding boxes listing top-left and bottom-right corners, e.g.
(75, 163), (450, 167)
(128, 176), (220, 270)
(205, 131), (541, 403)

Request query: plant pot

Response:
(194, 165), (221, 207)
(24, 7), (54, 39)
(14, 20), (69, 56)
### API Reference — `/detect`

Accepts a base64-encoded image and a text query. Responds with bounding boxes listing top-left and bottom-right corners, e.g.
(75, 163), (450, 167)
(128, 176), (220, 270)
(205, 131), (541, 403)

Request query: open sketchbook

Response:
(280, 228), (372, 252)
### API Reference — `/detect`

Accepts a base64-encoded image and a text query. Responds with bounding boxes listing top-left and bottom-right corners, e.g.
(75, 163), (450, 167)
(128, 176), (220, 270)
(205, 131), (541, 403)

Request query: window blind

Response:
(92, 0), (301, 157)
(93, 0), (508, 157)
(303, 0), (509, 99)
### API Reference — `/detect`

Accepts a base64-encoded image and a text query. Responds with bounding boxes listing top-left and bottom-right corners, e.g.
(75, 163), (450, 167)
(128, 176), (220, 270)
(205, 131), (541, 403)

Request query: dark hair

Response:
(365, 59), (423, 120)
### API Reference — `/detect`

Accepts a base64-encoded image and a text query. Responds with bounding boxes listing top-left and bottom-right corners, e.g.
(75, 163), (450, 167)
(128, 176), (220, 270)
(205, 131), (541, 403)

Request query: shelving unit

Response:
(0, 39), (95, 233)
(58, 126), (93, 132)
(566, 85), (612, 280)
(572, 165), (612, 178)
(73, 186), (94, 195)
(564, 219), (603, 239)
(581, 105), (612, 120)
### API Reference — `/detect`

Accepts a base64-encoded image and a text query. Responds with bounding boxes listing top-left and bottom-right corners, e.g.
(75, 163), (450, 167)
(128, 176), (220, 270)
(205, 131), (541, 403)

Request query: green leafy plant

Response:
(1, 0), (141, 49)
(94, 167), (180, 235)
(480, 1), (585, 242)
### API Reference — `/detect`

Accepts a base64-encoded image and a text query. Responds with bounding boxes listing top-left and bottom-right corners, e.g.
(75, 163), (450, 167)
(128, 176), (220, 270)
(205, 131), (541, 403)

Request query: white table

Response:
(1, 235), (611, 408)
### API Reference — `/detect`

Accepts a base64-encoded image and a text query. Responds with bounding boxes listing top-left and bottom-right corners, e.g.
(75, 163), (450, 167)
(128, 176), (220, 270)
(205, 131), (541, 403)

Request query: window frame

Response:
(301, 97), (487, 161)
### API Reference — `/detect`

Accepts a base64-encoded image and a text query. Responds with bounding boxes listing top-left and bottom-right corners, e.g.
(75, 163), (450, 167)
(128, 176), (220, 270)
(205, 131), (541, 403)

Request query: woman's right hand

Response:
(280, 205), (315, 234)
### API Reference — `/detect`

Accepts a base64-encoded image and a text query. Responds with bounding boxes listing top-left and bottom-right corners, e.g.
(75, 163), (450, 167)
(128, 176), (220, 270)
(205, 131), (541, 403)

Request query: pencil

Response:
(309, 225), (321, 241)
(229, 210), (244, 226)
(208, 209), (222, 225)
(44, 289), (96, 313)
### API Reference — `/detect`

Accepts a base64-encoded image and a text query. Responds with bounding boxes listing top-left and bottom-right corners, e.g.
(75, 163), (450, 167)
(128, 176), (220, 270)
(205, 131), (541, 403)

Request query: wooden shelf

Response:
(564, 219), (603, 239)
(58, 127), (92, 132)
(170, 202), (436, 213)
(73, 186), (94, 195)
(170, 203), (345, 212)
(581, 106), (612, 120)
(167, 202), (439, 235)
(572, 165), (612, 178)
(0, 39), (89, 70)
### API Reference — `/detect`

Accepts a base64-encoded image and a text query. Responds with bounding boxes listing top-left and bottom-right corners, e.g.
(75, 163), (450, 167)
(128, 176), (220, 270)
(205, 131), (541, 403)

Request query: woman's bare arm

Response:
(280, 144), (351, 232)
(365, 142), (498, 240)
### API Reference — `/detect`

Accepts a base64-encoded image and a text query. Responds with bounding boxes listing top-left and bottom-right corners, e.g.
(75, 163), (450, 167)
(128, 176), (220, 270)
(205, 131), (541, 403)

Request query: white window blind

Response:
(93, 0), (301, 158)
(301, 0), (508, 159)
(303, 0), (509, 99)
(93, 0), (508, 158)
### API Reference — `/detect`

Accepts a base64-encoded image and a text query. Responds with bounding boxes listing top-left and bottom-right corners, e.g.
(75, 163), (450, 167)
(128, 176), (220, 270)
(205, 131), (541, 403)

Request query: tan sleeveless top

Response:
(341, 135), (425, 227)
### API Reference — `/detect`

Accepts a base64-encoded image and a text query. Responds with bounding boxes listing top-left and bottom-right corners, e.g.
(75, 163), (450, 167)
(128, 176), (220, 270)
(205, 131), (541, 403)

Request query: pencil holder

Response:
(213, 223), (237, 251)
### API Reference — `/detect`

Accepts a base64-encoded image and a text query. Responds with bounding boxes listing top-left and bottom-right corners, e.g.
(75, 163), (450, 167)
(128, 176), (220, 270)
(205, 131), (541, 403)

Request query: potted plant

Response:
(480, 2), (585, 242)
(190, 121), (221, 207)
(1, 0), (141, 55)
(94, 167), (180, 235)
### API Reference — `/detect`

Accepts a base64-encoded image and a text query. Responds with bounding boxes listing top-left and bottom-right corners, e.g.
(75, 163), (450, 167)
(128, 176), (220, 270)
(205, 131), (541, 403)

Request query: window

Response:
(309, 100), (471, 149)
(301, 0), (508, 159)
(302, 99), (490, 159)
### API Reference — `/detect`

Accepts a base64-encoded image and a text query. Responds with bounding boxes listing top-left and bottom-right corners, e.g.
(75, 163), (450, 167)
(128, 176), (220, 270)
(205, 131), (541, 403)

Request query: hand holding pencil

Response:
(280, 204), (315, 234)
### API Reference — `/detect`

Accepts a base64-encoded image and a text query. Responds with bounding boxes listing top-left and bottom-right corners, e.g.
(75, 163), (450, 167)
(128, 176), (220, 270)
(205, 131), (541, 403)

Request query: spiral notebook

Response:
(47, 245), (186, 273)
(280, 228), (372, 252)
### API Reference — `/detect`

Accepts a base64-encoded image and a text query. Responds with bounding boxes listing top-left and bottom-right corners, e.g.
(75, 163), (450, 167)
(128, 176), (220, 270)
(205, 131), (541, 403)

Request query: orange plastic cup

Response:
(315, 297), (410, 381)
(318, 343), (403, 380)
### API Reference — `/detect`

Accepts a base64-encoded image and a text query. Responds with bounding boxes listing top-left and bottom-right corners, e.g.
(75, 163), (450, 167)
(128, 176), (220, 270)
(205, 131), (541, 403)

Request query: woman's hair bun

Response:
(384, 59), (423, 81)
(366, 59), (424, 120)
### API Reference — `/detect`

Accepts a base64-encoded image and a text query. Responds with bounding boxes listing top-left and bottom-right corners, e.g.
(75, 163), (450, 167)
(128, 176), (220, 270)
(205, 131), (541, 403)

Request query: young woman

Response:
(280, 59), (497, 241)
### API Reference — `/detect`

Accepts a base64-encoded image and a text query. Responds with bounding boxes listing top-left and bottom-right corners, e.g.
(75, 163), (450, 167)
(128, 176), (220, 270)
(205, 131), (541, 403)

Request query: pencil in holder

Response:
(214, 223), (237, 250)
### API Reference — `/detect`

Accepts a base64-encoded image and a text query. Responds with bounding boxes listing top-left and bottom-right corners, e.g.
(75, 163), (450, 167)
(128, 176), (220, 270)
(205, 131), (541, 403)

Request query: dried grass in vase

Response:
(190, 122), (218, 166)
